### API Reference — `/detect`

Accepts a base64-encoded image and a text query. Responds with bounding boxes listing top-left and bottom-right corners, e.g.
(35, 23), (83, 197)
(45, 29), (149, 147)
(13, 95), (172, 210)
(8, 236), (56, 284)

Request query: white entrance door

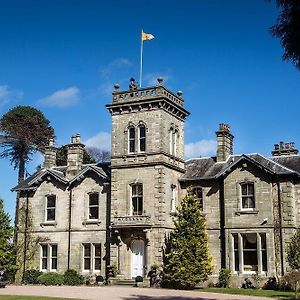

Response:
(131, 240), (144, 278)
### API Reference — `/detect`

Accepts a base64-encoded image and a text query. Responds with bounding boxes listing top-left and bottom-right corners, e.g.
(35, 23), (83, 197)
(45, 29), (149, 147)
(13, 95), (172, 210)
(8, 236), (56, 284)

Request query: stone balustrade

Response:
(112, 86), (184, 107)
(112, 215), (152, 228)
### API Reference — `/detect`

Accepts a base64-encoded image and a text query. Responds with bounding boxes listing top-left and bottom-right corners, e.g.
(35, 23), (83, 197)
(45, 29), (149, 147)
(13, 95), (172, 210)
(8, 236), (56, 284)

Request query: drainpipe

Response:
(276, 181), (284, 276)
(67, 189), (72, 270)
(219, 178), (226, 268)
(22, 192), (29, 283)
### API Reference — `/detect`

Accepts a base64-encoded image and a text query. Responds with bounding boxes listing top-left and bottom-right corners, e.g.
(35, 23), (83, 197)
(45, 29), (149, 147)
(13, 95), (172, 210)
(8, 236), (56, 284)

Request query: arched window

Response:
(128, 127), (136, 153)
(88, 193), (99, 220)
(138, 125), (146, 152)
(131, 184), (143, 215)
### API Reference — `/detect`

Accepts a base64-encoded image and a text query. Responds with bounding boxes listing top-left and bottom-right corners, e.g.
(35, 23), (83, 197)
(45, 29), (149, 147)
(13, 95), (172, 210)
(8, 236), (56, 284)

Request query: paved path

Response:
(0, 285), (271, 300)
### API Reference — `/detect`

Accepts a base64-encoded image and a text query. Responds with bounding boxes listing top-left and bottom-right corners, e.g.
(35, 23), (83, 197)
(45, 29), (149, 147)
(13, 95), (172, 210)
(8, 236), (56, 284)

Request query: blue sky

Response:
(1, 0), (300, 219)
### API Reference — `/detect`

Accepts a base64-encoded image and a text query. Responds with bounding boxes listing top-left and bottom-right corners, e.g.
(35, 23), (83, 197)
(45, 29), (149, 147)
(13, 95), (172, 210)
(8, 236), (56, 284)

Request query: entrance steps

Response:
(108, 276), (150, 287)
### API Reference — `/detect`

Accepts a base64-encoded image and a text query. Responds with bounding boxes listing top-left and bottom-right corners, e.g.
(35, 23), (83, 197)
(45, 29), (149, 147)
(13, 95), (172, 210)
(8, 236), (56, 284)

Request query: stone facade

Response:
(14, 79), (300, 282)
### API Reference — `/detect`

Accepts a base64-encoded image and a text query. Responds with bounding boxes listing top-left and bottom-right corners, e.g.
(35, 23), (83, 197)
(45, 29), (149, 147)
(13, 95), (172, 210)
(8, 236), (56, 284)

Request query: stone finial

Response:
(114, 83), (120, 91)
(272, 141), (298, 156)
(177, 91), (183, 97)
(157, 77), (164, 85)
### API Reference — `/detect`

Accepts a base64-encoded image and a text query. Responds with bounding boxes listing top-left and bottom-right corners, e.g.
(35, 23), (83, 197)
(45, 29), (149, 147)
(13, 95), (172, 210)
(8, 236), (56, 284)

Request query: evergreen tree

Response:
(287, 228), (300, 270)
(162, 189), (213, 289)
(0, 198), (16, 278)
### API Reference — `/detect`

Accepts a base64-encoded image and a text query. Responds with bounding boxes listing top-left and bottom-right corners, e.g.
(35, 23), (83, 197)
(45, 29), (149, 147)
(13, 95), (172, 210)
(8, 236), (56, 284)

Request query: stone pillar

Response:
(216, 123), (234, 162)
(66, 134), (85, 178)
(43, 138), (56, 169)
(238, 233), (243, 274)
(144, 229), (152, 273)
(257, 233), (262, 274)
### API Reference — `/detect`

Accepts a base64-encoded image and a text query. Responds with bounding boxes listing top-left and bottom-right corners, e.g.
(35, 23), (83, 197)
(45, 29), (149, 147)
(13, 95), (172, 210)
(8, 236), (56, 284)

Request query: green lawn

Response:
(198, 288), (296, 299)
(0, 296), (77, 300)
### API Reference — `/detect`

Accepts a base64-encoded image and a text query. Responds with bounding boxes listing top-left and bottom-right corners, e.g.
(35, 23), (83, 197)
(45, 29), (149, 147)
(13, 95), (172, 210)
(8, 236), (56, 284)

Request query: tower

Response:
(106, 78), (189, 279)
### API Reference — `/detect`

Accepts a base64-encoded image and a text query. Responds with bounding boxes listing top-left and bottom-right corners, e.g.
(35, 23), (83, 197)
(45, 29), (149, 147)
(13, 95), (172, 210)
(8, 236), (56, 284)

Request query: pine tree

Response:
(162, 190), (213, 289)
(0, 198), (16, 278)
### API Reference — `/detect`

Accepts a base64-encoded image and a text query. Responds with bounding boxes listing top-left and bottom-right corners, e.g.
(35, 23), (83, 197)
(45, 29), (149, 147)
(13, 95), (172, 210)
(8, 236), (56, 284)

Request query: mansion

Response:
(14, 78), (300, 282)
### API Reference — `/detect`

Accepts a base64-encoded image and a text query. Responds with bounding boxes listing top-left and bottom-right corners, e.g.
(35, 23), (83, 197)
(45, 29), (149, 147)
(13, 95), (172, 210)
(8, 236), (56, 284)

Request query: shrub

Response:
(38, 272), (64, 286)
(263, 276), (278, 290)
(23, 269), (42, 284)
(63, 269), (83, 286)
(96, 275), (104, 283)
(251, 273), (263, 289)
(135, 275), (143, 283)
(217, 269), (231, 288)
(242, 277), (254, 289)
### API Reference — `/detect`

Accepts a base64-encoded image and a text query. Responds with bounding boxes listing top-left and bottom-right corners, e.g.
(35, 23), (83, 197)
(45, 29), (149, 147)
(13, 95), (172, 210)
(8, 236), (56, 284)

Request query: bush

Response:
(96, 275), (104, 283)
(63, 269), (83, 286)
(251, 273), (263, 289)
(242, 277), (254, 289)
(217, 269), (231, 288)
(263, 276), (278, 290)
(23, 269), (42, 284)
(135, 275), (143, 283)
(38, 272), (64, 286)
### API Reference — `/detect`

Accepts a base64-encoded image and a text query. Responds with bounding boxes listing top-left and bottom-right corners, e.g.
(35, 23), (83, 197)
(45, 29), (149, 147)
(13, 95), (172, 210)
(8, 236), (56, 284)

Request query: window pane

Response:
(233, 234), (239, 272)
(42, 245), (48, 257)
(42, 258), (47, 270)
(129, 128), (135, 139)
(47, 208), (55, 221)
(241, 184), (247, 195)
(84, 258), (90, 270)
(51, 245), (57, 257)
(140, 139), (146, 152)
(51, 258), (57, 270)
(94, 244), (101, 256)
(89, 194), (99, 206)
(47, 195), (56, 208)
(137, 185), (143, 196)
(243, 234), (258, 272)
(84, 244), (91, 256)
(139, 126), (145, 138)
(248, 184), (254, 195)
(94, 258), (101, 270)
(89, 207), (99, 219)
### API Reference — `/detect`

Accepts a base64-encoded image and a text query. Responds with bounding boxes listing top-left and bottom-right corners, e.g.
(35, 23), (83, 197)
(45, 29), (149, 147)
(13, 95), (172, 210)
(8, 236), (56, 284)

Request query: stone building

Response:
(14, 79), (300, 281)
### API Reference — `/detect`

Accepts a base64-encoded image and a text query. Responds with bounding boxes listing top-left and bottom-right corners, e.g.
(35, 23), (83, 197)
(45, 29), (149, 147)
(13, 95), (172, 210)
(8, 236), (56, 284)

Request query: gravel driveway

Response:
(0, 285), (271, 300)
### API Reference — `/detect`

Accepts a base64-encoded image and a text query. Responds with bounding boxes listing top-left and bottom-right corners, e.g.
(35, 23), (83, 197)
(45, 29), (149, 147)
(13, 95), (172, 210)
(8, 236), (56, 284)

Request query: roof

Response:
(181, 153), (300, 182)
(12, 162), (111, 192)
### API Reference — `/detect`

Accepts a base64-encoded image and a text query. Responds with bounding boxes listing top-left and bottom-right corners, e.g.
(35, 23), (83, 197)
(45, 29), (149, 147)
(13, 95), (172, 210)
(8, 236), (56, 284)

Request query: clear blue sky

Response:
(1, 0), (300, 220)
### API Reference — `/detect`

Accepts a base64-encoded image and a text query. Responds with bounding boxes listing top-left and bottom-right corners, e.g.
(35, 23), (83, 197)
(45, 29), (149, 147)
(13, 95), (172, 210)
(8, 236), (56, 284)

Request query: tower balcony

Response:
(111, 215), (152, 228)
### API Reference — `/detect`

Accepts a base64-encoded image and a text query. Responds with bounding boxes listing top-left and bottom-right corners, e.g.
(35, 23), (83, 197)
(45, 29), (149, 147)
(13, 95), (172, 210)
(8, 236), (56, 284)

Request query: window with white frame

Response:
(46, 195), (56, 221)
(40, 244), (58, 271)
(232, 233), (267, 274)
(128, 127), (135, 153)
(138, 125), (146, 152)
(131, 184), (143, 215)
(170, 184), (177, 213)
(192, 187), (204, 211)
(241, 183), (255, 210)
(88, 193), (99, 220)
(83, 243), (101, 272)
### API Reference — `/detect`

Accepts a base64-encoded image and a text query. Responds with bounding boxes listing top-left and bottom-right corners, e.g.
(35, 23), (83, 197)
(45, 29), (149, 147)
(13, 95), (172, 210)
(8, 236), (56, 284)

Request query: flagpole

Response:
(139, 30), (143, 88)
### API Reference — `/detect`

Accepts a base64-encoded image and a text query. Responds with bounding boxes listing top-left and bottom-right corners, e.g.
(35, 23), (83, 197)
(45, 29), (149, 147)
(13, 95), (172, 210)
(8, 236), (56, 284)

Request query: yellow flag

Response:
(141, 31), (154, 41)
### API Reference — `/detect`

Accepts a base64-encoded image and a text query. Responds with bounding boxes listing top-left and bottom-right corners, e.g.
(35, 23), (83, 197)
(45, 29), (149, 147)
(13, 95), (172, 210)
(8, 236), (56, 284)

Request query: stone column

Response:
(257, 233), (262, 274)
(238, 233), (243, 274)
(144, 229), (152, 274)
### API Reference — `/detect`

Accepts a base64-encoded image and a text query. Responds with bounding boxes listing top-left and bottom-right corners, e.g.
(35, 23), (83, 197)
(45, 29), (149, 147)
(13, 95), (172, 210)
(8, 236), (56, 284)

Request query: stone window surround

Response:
(40, 243), (58, 272)
(82, 243), (101, 273)
(83, 191), (102, 225)
(230, 232), (268, 275)
(125, 121), (148, 155)
(236, 179), (258, 213)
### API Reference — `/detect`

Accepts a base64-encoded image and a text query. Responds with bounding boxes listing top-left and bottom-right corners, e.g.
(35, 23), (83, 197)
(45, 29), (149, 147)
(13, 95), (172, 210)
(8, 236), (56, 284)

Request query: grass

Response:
(0, 296), (78, 300)
(198, 288), (297, 299)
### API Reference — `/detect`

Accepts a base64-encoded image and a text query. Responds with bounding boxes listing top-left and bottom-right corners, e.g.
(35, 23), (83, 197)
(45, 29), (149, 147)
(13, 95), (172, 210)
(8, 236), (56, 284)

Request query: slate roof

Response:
(181, 153), (300, 181)
(12, 162), (110, 191)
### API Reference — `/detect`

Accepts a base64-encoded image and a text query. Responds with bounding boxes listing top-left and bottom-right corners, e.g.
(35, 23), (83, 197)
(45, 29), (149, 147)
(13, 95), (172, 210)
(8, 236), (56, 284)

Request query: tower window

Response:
(131, 184), (143, 215)
(139, 125), (146, 152)
(128, 127), (135, 153)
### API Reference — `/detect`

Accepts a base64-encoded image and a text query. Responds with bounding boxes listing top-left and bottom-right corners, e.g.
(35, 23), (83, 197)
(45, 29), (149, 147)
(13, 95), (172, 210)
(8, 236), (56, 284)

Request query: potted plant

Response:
(135, 275), (143, 287)
(96, 275), (104, 286)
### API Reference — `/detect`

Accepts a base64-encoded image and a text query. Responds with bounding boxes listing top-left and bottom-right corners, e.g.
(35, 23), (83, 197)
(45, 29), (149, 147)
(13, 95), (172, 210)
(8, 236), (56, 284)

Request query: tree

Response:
(86, 147), (111, 163)
(0, 106), (54, 183)
(0, 198), (16, 279)
(270, 1), (300, 70)
(162, 189), (213, 289)
(287, 228), (300, 270)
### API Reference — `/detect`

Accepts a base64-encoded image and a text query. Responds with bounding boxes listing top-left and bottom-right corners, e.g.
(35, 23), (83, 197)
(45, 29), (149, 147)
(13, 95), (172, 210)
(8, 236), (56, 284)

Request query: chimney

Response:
(272, 141), (298, 156)
(216, 123), (234, 162)
(43, 138), (56, 169)
(66, 134), (85, 178)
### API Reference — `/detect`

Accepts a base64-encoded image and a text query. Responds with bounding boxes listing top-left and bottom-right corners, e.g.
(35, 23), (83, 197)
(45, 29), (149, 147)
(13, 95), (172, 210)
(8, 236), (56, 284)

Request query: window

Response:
(128, 127), (135, 153)
(46, 195), (56, 221)
(138, 125), (146, 152)
(83, 243), (101, 272)
(132, 184), (143, 215)
(170, 185), (177, 213)
(40, 244), (58, 271)
(169, 127), (178, 156)
(88, 193), (99, 220)
(232, 233), (267, 274)
(241, 183), (255, 210)
(192, 187), (203, 211)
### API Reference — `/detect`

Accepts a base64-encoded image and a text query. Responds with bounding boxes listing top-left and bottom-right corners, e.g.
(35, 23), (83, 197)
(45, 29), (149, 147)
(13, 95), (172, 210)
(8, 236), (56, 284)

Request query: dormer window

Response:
(241, 183), (255, 210)
(138, 125), (146, 152)
(128, 127), (136, 153)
